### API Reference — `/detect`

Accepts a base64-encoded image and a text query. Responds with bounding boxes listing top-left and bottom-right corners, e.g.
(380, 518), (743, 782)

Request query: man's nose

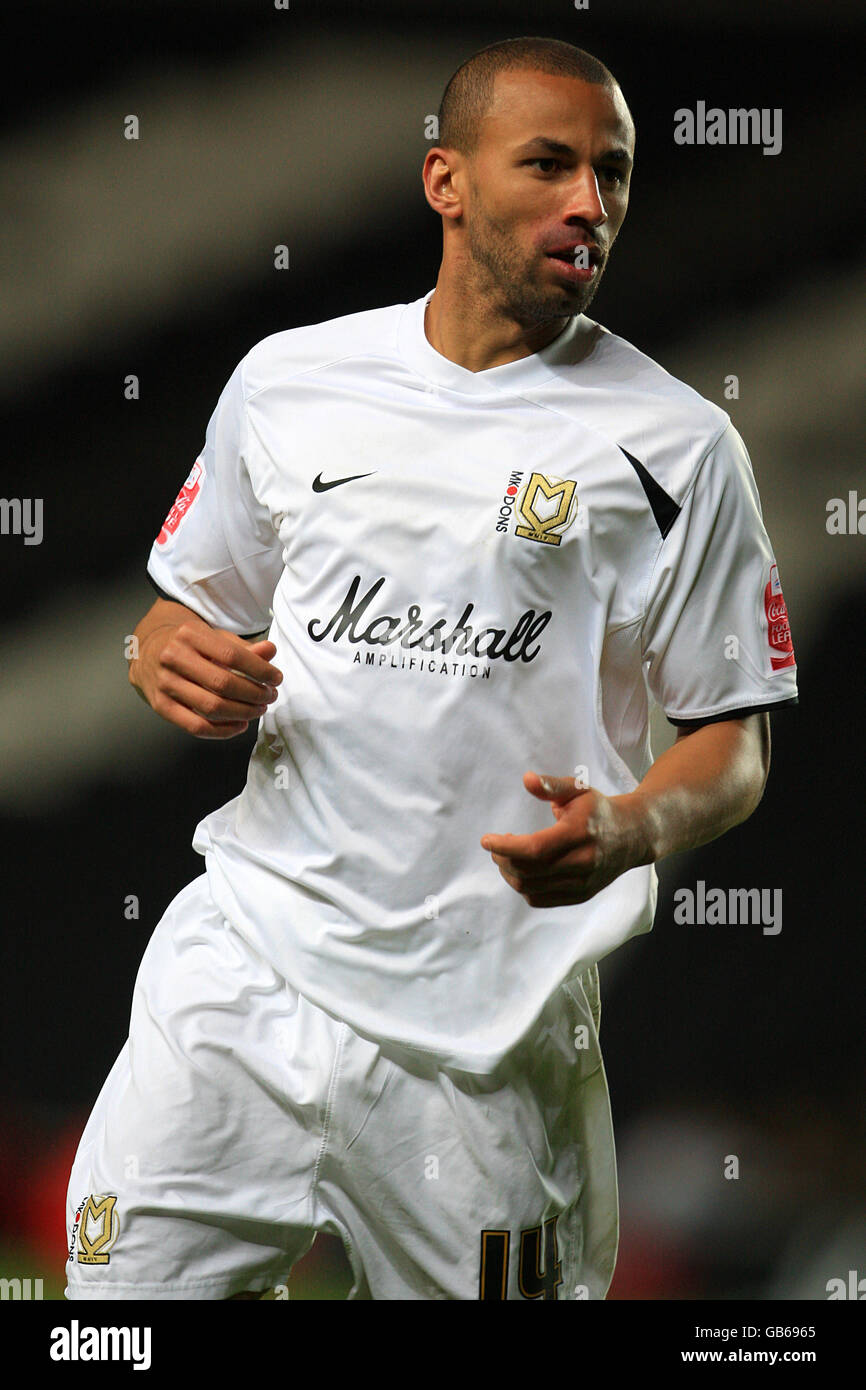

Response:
(562, 166), (608, 227)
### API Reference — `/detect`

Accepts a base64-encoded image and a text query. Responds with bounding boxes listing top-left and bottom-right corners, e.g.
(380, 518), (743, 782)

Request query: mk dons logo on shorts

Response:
(75, 1195), (120, 1265)
(514, 473), (578, 546)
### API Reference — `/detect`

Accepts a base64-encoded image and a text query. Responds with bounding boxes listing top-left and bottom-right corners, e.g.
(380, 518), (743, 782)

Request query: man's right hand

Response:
(129, 607), (283, 739)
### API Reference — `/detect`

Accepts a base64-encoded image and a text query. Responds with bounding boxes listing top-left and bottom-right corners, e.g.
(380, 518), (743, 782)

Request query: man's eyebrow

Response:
(599, 146), (633, 168)
(514, 136), (633, 168)
(514, 137), (575, 157)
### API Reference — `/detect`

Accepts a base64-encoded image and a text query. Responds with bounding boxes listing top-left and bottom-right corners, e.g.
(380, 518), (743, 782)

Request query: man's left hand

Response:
(480, 771), (650, 908)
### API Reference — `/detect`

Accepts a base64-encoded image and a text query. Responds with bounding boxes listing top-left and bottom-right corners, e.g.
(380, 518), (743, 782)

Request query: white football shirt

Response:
(146, 289), (798, 1072)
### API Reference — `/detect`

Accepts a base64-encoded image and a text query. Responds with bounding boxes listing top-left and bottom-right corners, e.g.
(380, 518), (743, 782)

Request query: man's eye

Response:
(598, 166), (625, 186)
(528, 158), (561, 173)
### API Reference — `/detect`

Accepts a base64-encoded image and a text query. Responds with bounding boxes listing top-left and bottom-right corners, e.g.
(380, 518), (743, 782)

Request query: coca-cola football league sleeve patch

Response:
(155, 459), (205, 548)
(146, 360), (284, 636)
(641, 423), (798, 725)
(764, 562), (795, 674)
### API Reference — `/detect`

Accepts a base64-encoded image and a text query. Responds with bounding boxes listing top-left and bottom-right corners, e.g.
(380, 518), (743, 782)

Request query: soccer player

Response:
(65, 36), (798, 1300)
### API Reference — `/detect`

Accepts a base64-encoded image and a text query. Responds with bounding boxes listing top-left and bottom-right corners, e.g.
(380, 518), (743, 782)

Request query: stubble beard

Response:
(466, 201), (605, 329)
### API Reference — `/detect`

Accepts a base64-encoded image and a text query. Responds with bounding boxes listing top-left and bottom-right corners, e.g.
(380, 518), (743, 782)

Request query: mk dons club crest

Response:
(76, 1194), (120, 1265)
(514, 473), (578, 546)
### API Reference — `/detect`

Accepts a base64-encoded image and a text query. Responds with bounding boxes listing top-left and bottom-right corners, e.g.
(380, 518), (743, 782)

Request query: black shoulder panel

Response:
(619, 446), (681, 539)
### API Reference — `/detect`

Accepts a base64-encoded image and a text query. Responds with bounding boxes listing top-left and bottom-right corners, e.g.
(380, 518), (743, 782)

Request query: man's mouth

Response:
(544, 243), (603, 285)
(545, 242), (603, 268)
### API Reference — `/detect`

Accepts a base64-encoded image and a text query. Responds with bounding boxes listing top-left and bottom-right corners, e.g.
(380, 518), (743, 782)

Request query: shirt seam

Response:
(242, 350), (408, 406)
(637, 418), (734, 639)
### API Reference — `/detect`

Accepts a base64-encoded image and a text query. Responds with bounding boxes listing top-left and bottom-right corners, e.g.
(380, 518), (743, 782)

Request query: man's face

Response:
(456, 71), (634, 326)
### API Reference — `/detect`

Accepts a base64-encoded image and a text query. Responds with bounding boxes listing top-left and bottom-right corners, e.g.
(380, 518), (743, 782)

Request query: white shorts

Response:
(65, 873), (619, 1300)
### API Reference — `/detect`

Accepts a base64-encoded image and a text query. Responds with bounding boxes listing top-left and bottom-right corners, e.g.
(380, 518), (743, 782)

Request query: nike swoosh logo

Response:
(312, 471), (376, 492)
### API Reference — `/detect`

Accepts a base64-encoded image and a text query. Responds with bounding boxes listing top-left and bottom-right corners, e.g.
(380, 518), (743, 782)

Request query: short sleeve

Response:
(146, 360), (283, 637)
(641, 423), (798, 726)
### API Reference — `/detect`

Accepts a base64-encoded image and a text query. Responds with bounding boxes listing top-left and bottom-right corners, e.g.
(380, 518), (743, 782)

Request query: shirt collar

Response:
(397, 289), (593, 398)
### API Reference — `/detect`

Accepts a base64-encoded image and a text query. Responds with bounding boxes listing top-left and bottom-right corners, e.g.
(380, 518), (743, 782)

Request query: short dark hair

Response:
(437, 37), (620, 157)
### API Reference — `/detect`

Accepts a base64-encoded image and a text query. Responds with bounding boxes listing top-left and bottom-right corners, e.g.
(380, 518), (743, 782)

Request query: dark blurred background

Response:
(1, 0), (864, 1300)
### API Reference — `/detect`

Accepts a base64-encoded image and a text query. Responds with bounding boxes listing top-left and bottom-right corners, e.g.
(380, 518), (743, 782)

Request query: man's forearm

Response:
(613, 714), (771, 867)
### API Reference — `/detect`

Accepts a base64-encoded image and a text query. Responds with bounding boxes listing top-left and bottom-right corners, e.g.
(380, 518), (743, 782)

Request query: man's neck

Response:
(423, 284), (571, 375)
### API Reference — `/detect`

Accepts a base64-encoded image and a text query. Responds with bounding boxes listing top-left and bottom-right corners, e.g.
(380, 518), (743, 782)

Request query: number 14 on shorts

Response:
(480, 1215), (577, 1300)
